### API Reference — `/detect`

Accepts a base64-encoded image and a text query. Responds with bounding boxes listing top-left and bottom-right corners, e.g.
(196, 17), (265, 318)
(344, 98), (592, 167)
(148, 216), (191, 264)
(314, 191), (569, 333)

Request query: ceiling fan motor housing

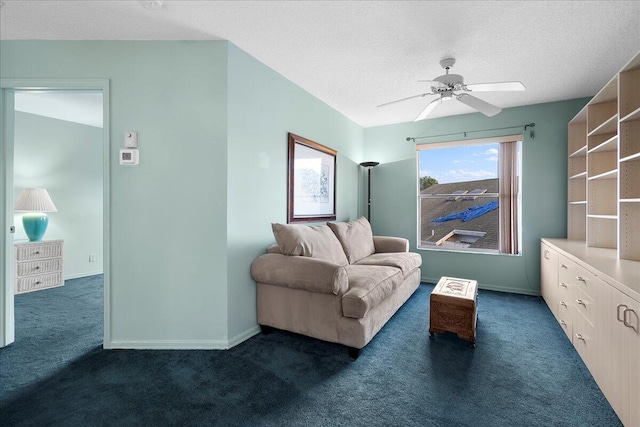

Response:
(433, 74), (464, 93)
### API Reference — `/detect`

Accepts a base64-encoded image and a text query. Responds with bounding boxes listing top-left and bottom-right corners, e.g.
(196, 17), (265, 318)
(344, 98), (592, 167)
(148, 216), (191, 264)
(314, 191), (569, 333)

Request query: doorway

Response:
(0, 80), (110, 350)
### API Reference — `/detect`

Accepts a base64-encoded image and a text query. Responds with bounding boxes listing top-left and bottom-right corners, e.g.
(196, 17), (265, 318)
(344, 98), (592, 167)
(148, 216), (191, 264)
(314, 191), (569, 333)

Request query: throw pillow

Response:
(271, 223), (349, 266)
(327, 217), (375, 264)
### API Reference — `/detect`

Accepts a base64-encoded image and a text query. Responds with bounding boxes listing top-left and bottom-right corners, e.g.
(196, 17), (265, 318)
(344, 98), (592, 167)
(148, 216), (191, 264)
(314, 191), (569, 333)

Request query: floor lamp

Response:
(359, 161), (379, 221)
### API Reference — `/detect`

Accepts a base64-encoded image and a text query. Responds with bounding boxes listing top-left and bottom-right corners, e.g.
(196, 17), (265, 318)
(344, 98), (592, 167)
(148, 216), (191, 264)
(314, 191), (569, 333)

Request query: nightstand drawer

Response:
(16, 241), (62, 261)
(16, 272), (63, 294)
(16, 258), (62, 277)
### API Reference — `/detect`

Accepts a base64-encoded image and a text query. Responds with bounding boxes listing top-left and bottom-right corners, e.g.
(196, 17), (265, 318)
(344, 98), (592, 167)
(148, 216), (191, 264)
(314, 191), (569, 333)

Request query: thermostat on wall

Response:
(120, 148), (139, 165)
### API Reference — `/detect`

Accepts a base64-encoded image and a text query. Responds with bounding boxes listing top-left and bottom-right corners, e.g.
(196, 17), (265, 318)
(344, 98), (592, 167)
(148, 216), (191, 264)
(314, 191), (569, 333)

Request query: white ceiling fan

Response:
(378, 58), (525, 121)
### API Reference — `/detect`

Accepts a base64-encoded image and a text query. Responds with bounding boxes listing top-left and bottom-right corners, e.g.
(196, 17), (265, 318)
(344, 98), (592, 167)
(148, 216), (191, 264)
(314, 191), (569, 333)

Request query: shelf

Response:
(620, 152), (640, 163)
(567, 49), (639, 256)
(569, 145), (587, 158)
(569, 171), (587, 180)
(587, 214), (617, 219)
(568, 118), (587, 157)
(588, 99), (617, 135)
(588, 169), (618, 180)
(620, 203), (640, 261)
(588, 179), (617, 216)
(620, 120), (640, 160)
(620, 161), (640, 199)
(587, 216), (617, 249)
(588, 150), (617, 179)
(588, 114), (618, 136)
(567, 204), (586, 241)
(619, 68), (640, 120)
(620, 107), (640, 123)
(588, 134), (617, 153)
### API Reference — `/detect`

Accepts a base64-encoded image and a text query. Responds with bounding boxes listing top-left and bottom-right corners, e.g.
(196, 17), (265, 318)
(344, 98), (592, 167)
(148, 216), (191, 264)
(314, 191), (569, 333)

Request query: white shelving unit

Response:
(566, 49), (640, 261)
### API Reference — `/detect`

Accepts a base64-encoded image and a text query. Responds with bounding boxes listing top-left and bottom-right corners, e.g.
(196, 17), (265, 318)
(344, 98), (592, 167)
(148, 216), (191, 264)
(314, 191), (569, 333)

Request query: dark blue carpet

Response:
(0, 277), (621, 426)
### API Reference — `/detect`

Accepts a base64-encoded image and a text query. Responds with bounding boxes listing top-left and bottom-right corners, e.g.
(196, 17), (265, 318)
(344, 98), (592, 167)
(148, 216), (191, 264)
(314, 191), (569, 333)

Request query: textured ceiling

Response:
(1, 1), (640, 128)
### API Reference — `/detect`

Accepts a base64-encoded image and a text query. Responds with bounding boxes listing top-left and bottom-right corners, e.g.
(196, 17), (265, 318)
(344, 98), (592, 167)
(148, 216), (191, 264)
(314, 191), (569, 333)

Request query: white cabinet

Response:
(541, 238), (640, 427)
(597, 283), (640, 427)
(14, 240), (64, 294)
(540, 242), (558, 319)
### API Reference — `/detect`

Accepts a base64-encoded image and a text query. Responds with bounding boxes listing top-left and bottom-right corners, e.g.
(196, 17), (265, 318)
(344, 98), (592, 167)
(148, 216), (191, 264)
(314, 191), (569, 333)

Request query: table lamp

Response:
(14, 188), (58, 242)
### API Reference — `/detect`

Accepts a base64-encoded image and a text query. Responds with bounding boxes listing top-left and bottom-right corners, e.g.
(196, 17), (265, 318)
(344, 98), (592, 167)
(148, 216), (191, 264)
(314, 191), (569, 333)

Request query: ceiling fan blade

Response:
(414, 98), (440, 122)
(464, 81), (525, 92)
(456, 93), (501, 117)
(377, 92), (435, 108)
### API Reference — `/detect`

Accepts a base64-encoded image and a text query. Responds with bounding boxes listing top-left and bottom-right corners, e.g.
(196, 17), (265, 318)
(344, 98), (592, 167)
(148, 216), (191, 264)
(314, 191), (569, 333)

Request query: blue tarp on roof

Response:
(431, 200), (499, 223)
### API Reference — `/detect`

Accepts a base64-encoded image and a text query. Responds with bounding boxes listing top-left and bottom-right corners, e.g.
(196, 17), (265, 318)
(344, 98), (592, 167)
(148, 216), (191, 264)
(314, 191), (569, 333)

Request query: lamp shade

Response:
(14, 188), (58, 212)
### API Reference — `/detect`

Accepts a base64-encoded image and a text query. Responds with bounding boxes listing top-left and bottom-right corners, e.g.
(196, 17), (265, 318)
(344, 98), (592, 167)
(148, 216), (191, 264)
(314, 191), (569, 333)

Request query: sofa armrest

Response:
(251, 253), (348, 296)
(373, 236), (409, 253)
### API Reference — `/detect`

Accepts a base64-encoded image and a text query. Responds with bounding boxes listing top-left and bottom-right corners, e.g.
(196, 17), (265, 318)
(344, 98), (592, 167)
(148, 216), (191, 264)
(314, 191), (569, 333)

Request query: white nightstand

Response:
(14, 240), (64, 294)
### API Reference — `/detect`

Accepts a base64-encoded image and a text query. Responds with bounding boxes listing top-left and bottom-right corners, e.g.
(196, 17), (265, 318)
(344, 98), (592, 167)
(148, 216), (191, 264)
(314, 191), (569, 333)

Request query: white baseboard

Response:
(421, 275), (540, 296)
(108, 326), (262, 350)
(109, 340), (229, 350)
(227, 325), (261, 348)
(65, 271), (103, 280)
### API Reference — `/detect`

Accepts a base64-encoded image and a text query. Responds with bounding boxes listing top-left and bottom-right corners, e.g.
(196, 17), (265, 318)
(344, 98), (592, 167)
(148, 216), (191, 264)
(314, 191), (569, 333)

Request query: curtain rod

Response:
(406, 123), (535, 142)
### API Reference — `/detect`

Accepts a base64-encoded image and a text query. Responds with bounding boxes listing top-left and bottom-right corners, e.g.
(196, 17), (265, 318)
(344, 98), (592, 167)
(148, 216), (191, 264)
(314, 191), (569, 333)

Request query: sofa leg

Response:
(260, 325), (275, 335)
(348, 347), (361, 360)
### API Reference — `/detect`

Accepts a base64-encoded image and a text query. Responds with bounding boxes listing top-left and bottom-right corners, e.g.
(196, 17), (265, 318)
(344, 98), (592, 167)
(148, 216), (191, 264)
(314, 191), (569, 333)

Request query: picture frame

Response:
(287, 133), (337, 223)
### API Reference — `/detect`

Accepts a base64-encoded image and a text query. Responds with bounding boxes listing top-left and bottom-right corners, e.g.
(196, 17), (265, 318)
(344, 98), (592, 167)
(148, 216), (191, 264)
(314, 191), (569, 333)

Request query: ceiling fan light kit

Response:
(379, 57), (525, 122)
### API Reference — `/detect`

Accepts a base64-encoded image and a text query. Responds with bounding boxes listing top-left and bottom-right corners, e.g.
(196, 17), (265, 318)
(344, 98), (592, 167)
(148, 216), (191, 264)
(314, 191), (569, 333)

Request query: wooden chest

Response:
(429, 276), (478, 348)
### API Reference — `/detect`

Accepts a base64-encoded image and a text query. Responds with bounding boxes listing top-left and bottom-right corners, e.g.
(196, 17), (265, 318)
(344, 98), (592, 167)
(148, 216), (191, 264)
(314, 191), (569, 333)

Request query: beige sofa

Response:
(250, 217), (422, 359)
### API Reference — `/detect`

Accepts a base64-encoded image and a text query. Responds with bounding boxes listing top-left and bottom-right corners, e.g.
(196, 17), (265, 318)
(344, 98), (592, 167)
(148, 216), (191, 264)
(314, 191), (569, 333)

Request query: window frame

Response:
(416, 134), (523, 255)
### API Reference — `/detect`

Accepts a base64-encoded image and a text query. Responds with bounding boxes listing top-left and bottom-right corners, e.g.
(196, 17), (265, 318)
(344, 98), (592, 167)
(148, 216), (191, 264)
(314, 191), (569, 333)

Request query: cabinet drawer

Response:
(573, 310), (596, 373)
(572, 285), (595, 326)
(558, 279), (571, 301)
(573, 265), (596, 299)
(16, 272), (63, 294)
(16, 258), (62, 277)
(16, 242), (62, 261)
(557, 300), (573, 341)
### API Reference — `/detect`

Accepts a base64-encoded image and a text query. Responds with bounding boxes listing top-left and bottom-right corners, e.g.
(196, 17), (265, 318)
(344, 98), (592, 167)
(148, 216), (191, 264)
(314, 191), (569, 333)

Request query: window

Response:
(417, 135), (522, 254)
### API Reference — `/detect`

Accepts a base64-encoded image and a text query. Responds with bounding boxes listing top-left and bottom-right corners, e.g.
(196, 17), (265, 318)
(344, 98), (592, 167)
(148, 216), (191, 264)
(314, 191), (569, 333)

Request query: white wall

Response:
(13, 111), (103, 279)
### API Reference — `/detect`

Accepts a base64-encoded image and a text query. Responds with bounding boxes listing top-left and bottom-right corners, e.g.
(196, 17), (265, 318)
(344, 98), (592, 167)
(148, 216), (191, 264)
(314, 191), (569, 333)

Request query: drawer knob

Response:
(561, 264), (568, 269)
(35, 251), (41, 255)
(575, 333), (585, 341)
(560, 301), (567, 307)
(36, 281), (41, 285)
(560, 320), (567, 326)
(576, 299), (586, 307)
(576, 276), (586, 283)
(35, 266), (40, 270)
(560, 283), (567, 288)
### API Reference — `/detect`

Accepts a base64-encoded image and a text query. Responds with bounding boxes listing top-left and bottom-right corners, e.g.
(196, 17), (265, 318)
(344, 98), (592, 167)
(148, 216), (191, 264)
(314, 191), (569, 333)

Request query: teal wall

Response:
(1, 39), (590, 348)
(2, 41), (230, 347)
(14, 111), (103, 279)
(1, 40), (364, 348)
(225, 44), (364, 341)
(364, 98), (589, 295)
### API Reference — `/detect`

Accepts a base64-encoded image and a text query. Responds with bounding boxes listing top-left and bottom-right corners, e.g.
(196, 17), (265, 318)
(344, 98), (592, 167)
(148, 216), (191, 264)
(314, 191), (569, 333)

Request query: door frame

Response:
(0, 79), (111, 349)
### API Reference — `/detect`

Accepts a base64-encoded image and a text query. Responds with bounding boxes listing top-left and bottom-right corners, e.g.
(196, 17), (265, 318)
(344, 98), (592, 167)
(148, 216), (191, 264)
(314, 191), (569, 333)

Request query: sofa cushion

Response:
(327, 217), (375, 264)
(272, 223), (349, 266)
(354, 252), (422, 278)
(341, 265), (403, 319)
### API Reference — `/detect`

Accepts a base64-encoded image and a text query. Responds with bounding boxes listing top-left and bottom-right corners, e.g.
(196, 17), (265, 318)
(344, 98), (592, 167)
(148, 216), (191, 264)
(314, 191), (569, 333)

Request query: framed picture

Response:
(287, 133), (337, 223)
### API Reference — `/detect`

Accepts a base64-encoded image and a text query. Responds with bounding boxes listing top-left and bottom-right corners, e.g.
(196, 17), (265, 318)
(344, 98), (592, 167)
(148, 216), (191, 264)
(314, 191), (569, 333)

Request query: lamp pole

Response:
(359, 162), (379, 221)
